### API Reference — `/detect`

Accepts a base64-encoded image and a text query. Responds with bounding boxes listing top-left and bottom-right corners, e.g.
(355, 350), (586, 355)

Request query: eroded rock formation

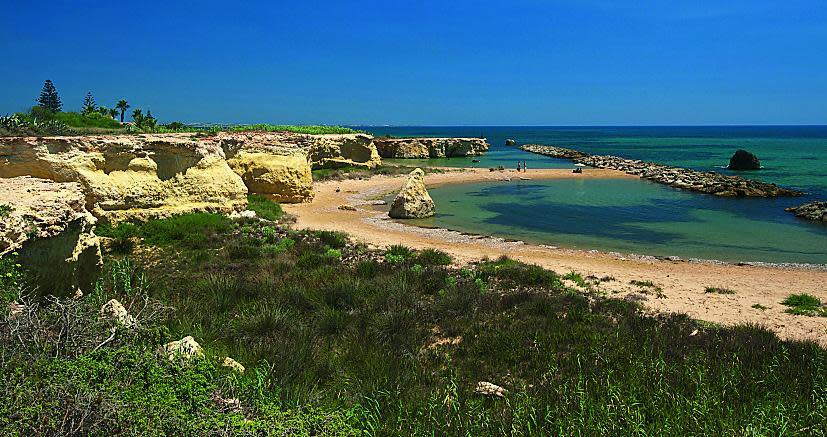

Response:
(309, 134), (380, 169)
(0, 134), (248, 222)
(374, 138), (489, 159)
(521, 144), (803, 198)
(389, 168), (435, 219)
(0, 176), (102, 294)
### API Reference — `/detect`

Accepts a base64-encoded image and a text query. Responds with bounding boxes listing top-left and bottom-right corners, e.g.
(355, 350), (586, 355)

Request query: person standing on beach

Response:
(517, 161), (522, 172)
(523, 160), (527, 172)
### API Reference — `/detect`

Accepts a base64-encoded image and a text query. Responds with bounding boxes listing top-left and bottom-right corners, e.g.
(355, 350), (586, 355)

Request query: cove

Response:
(407, 178), (827, 265)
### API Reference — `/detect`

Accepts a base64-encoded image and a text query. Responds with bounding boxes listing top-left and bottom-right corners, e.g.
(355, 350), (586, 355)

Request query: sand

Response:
(283, 167), (827, 346)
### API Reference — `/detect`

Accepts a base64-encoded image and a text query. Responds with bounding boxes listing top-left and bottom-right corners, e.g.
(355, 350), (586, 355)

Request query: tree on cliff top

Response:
(116, 100), (130, 123)
(82, 92), (96, 115)
(36, 80), (62, 112)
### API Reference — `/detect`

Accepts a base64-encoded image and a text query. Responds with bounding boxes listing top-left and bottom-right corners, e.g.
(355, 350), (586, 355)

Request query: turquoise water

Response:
(361, 126), (827, 264)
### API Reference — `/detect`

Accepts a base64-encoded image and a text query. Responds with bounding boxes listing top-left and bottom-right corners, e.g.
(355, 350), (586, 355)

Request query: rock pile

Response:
(389, 168), (435, 219)
(520, 144), (803, 198)
(785, 202), (827, 222)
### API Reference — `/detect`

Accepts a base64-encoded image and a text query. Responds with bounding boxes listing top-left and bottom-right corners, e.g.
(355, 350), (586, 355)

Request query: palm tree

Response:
(115, 100), (130, 123)
(108, 108), (119, 119)
(131, 109), (144, 126)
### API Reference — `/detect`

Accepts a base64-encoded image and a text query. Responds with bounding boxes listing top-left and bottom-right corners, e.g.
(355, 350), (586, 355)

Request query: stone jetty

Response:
(520, 144), (803, 197)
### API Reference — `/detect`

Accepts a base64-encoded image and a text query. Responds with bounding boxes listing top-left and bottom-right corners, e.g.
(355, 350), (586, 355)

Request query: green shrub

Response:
(385, 244), (414, 261)
(315, 230), (348, 249)
(247, 194), (284, 221)
(0, 204), (11, 217)
(95, 222), (140, 252)
(139, 213), (231, 248)
(415, 248), (452, 266)
(781, 293), (826, 316)
(476, 256), (561, 288)
(705, 286), (736, 294)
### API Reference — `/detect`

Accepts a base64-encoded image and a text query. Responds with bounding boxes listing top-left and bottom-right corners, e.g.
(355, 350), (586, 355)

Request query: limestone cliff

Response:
(216, 132), (314, 202)
(309, 134), (381, 169)
(0, 134), (248, 222)
(1, 177), (102, 294)
(374, 138), (489, 159)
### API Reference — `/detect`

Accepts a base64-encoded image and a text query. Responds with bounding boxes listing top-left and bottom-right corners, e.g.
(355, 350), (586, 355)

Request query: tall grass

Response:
(94, 215), (827, 434)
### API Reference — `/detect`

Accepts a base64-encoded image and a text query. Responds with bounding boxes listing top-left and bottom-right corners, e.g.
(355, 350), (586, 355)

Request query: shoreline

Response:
(283, 167), (827, 345)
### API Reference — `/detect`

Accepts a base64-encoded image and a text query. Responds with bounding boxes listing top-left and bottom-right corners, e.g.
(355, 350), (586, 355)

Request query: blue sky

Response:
(1, 0), (825, 125)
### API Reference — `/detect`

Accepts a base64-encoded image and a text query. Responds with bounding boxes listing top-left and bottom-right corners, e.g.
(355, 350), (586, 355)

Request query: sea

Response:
(357, 126), (827, 265)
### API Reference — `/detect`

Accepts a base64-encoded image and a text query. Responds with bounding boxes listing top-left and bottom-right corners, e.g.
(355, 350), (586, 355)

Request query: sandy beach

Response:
(284, 167), (827, 346)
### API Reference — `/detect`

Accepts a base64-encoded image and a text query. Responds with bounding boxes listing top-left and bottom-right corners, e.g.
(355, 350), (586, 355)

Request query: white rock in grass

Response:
(99, 299), (134, 326)
(163, 336), (204, 362)
(222, 356), (246, 373)
(475, 381), (507, 397)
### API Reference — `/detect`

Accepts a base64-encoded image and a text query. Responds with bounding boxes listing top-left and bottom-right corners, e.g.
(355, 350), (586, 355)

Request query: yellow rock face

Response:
(309, 134), (381, 169)
(226, 151), (313, 203)
(0, 134), (248, 222)
(374, 137), (489, 159)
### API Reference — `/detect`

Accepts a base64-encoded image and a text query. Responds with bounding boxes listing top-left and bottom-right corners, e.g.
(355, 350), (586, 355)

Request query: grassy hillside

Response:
(2, 205), (826, 434)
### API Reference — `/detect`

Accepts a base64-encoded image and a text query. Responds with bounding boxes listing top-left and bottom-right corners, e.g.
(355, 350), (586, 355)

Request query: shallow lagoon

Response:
(408, 178), (827, 265)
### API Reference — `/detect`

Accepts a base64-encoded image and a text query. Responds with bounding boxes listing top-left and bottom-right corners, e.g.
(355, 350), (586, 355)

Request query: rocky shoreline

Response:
(520, 144), (804, 197)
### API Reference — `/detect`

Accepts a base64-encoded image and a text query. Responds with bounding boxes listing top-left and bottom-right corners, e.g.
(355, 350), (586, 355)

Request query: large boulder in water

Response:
(728, 149), (761, 170)
(505, 139), (516, 146)
(389, 168), (435, 219)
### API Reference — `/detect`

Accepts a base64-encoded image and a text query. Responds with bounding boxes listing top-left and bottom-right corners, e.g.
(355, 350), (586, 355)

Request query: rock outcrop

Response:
(728, 149), (761, 170)
(0, 134), (248, 222)
(505, 139), (516, 146)
(389, 168), (435, 219)
(374, 138), (489, 159)
(309, 134), (380, 169)
(521, 144), (803, 198)
(163, 336), (204, 362)
(217, 133), (314, 202)
(100, 298), (134, 326)
(786, 202), (827, 222)
(0, 176), (102, 294)
(222, 357), (246, 373)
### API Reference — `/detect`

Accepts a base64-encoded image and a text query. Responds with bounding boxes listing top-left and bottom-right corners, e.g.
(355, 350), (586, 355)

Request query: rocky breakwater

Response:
(1, 177), (102, 294)
(786, 202), (827, 223)
(520, 144), (803, 198)
(374, 137), (489, 159)
(0, 134), (248, 222)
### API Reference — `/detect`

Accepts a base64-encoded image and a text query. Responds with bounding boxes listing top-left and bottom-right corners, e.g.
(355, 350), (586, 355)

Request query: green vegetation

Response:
(220, 124), (361, 135)
(752, 303), (769, 311)
(782, 293), (827, 317)
(36, 79), (62, 112)
(630, 279), (665, 297)
(3, 212), (827, 434)
(705, 286), (736, 295)
(247, 194), (285, 221)
(0, 204), (11, 218)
